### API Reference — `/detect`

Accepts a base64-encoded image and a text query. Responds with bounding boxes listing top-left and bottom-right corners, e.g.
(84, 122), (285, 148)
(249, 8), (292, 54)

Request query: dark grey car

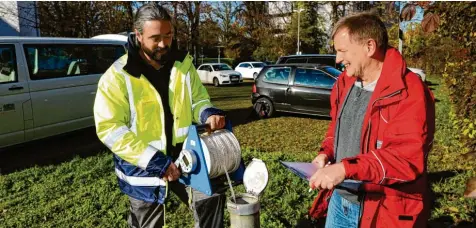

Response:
(251, 63), (341, 118)
(276, 54), (345, 71)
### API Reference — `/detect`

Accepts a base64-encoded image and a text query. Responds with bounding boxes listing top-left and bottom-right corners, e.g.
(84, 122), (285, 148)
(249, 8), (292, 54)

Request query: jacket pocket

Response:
(377, 195), (423, 228)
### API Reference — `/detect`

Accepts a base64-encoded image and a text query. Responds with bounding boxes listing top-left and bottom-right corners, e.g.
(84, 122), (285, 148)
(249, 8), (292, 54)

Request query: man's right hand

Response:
(312, 154), (329, 169)
(163, 162), (181, 181)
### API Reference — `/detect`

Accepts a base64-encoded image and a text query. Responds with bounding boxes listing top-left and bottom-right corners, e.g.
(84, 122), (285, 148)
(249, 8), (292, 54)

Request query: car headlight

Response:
(220, 74), (228, 77)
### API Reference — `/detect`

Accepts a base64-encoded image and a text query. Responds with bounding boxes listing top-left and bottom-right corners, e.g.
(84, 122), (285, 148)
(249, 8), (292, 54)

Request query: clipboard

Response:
(279, 161), (362, 192)
(279, 161), (317, 181)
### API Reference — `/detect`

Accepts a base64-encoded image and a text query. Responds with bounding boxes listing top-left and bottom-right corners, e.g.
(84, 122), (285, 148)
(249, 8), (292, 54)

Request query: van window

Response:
(24, 44), (125, 80)
(91, 45), (126, 74)
(262, 67), (291, 85)
(294, 68), (336, 88)
(0, 45), (17, 84)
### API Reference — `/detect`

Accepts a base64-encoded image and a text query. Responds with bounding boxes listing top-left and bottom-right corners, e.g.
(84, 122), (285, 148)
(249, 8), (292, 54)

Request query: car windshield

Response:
(323, 66), (342, 78)
(251, 63), (265, 68)
(212, 64), (232, 71)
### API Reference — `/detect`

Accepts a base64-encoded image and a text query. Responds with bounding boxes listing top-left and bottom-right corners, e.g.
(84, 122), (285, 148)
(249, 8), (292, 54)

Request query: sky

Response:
(397, 2), (425, 32)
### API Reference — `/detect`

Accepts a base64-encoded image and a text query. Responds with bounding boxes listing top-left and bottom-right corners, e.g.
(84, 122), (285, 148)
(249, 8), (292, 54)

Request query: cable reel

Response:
(175, 123), (246, 196)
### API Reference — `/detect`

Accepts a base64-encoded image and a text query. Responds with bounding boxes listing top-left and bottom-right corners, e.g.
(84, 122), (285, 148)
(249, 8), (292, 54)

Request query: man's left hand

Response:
(206, 115), (225, 131)
(309, 163), (346, 190)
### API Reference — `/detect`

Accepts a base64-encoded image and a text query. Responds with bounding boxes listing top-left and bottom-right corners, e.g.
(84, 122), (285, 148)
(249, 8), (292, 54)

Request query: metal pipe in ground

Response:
(227, 193), (261, 228)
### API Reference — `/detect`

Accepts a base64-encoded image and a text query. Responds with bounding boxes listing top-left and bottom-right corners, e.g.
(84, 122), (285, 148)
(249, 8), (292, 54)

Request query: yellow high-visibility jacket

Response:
(93, 53), (219, 203)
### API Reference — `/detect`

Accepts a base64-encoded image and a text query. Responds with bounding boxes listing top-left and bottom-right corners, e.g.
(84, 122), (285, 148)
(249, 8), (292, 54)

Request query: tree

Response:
(212, 2), (239, 47)
(287, 2), (328, 54)
(233, 1), (270, 61)
(178, 1), (203, 64)
(37, 2), (134, 38)
(199, 17), (221, 58)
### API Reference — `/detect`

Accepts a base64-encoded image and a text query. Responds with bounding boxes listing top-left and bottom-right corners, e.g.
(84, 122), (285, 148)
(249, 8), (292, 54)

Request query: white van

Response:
(0, 37), (126, 149)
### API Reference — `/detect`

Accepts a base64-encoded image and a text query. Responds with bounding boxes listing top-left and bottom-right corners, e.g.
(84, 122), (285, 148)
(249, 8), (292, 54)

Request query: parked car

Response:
(263, 61), (274, 66)
(196, 63), (243, 86)
(0, 37), (126, 149)
(251, 63), (342, 118)
(91, 34), (128, 43)
(408, 67), (426, 82)
(276, 54), (335, 66)
(234, 61), (266, 79)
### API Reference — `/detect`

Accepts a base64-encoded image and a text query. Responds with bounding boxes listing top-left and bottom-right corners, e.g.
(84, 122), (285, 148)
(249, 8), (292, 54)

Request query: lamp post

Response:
(216, 46), (224, 63)
(294, 8), (305, 55)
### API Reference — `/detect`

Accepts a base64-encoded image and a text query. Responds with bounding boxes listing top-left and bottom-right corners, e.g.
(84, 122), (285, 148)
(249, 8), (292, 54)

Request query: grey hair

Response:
(133, 3), (172, 34)
(331, 12), (388, 51)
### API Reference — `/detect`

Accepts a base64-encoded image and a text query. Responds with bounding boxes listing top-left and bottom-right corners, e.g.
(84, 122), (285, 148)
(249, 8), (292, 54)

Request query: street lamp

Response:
(215, 46), (224, 63)
(294, 8), (305, 55)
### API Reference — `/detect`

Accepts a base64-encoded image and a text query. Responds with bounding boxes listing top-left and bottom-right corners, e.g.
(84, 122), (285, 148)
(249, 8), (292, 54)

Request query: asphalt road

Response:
(0, 127), (107, 174)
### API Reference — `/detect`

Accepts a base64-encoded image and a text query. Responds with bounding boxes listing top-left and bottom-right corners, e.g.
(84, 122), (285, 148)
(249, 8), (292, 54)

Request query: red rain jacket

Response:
(309, 48), (435, 227)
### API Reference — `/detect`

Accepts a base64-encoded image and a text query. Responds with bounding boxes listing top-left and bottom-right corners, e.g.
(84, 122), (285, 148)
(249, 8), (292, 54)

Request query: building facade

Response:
(0, 1), (40, 37)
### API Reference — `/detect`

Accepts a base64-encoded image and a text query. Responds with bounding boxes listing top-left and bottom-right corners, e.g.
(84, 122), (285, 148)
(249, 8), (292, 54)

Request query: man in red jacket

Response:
(308, 12), (435, 227)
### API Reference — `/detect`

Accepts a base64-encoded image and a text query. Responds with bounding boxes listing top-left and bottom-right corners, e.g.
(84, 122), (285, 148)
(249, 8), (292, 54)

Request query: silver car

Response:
(0, 37), (126, 148)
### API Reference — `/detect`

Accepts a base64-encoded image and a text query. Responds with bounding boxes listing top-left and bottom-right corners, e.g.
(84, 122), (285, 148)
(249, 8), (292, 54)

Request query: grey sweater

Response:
(335, 80), (376, 204)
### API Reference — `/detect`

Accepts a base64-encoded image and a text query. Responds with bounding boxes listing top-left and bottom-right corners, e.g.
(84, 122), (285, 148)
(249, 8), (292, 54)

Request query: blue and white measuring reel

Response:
(174, 122), (268, 196)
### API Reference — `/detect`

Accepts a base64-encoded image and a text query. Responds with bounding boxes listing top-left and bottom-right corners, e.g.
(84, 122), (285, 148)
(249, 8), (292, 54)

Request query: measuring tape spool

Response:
(200, 129), (242, 179)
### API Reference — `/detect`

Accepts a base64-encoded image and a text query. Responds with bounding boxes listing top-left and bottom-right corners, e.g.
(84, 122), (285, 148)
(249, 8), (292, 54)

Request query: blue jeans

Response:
(325, 191), (361, 228)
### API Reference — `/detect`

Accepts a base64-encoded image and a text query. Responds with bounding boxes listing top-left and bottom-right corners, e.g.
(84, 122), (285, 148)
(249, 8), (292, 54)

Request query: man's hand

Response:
(312, 154), (329, 169)
(163, 162), (181, 182)
(206, 115), (225, 131)
(309, 163), (346, 190)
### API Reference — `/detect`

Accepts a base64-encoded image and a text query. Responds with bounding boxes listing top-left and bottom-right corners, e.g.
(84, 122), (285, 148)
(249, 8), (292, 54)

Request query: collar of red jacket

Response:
(340, 47), (407, 98)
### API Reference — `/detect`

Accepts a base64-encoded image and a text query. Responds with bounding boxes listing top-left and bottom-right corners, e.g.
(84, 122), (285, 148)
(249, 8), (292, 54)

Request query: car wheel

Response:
(255, 97), (274, 118)
(213, 77), (220, 87)
(253, 72), (258, 80)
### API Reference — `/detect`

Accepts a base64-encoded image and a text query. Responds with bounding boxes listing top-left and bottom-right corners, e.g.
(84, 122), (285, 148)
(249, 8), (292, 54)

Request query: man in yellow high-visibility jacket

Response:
(93, 4), (226, 228)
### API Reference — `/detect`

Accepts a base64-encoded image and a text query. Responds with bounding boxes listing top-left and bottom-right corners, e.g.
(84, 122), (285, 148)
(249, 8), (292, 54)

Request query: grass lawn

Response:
(0, 77), (474, 227)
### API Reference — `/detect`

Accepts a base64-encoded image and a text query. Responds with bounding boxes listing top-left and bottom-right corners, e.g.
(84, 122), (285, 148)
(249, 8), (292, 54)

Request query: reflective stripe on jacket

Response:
(94, 53), (214, 204)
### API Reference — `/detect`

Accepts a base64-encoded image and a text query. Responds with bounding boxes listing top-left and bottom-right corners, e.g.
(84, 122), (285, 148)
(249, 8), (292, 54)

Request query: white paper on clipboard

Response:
(280, 161), (362, 192)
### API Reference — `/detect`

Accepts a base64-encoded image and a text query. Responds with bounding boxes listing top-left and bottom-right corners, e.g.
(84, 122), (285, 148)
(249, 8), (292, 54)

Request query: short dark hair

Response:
(331, 12), (388, 51)
(134, 3), (172, 34)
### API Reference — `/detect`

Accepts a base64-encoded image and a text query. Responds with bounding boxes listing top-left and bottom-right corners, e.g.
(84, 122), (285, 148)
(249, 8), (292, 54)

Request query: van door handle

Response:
(8, 85), (24, 91)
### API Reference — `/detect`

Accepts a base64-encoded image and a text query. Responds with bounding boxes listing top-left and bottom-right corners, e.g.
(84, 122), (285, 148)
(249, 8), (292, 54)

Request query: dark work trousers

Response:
(127, 180), (227, 228)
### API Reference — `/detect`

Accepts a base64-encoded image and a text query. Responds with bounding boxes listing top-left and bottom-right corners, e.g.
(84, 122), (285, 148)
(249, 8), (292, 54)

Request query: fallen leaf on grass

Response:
(463, 177), (476, 198)
(448, 206), (459, 213)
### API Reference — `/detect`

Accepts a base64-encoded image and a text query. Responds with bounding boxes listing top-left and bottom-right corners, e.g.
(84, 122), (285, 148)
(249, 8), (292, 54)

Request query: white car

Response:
(408, 67), (426, 82)
(235, 61), (266, 79)
(196, 63), (242, 86)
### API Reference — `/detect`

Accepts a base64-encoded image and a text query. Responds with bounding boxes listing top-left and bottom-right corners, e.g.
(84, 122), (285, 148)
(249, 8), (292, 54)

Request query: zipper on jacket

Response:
(364, 90), (402, 153)
(334, 82), (340, 160)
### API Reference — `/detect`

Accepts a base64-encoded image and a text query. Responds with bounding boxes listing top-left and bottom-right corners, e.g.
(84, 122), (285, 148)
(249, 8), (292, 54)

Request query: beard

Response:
(140, 43), (172, 64)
